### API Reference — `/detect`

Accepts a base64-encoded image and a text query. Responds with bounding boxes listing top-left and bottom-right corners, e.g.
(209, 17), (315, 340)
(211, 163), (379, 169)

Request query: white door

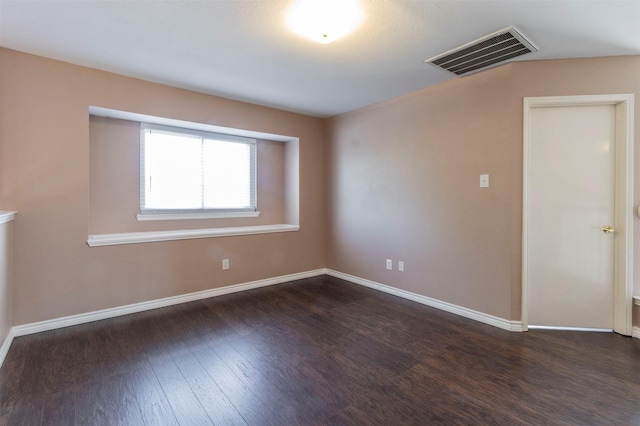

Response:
(527, 104), (616, 330)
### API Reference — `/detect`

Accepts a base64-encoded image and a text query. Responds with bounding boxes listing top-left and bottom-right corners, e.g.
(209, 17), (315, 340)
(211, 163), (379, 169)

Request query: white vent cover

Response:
(425, 26), (538, 76)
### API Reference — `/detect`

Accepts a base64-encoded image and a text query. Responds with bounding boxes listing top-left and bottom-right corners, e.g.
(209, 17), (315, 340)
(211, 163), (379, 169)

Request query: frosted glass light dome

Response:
(287, 0), (364, 44)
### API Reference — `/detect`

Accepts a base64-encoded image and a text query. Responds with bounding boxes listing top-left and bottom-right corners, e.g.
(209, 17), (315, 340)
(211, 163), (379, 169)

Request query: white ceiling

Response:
(1, 1), (639, 118)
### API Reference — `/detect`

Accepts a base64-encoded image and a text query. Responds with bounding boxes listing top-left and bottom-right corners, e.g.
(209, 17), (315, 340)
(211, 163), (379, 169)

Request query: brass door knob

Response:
(601, 225), (615, 234)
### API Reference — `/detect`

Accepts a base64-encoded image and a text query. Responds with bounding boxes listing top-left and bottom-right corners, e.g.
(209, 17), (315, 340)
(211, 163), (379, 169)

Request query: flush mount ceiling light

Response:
(286, 0), (363, 44)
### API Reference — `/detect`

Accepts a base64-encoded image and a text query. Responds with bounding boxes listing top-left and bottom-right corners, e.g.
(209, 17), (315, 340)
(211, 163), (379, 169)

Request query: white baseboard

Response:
(326, 269), (523, 332)
(10, 269), (325, 338)
(0, 330), (15, 369)
(633, 326), (640, 339)
(528, 325), (613, 332)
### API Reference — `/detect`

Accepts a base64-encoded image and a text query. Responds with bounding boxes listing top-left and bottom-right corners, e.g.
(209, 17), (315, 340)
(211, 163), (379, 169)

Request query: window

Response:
(140, 123), (256, 217)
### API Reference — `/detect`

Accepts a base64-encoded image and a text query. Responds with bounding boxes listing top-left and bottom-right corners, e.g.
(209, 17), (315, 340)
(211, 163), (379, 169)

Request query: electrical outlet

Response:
(222, 259), (229, 270)
(480, 174), (489, 188)
(398, 261), (405, 272)
(386, 259), (392, 270)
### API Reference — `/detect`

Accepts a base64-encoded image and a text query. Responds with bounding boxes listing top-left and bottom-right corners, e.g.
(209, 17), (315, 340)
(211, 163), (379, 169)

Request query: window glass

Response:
(141, 124), (256, 213)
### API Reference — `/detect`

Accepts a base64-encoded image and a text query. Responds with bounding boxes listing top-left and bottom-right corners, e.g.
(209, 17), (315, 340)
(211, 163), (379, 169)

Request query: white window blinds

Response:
(140, 123), (256, 213)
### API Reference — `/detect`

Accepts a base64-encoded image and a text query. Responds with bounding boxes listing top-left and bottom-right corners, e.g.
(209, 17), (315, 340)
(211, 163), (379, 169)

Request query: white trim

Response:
(89, 106), (296, 143)
(522, 94), (635, 108)
(528, 325), (612, 332)
(11, 269), (326, 337)
(141, 122), (257, 145)
(522, 94), (634, 336)
(326, 269), (523, 332)
(0, 212), (17, 368)
(0, 330), (15, 369)
(87, 224), (299, 247)
(136, 211), (260, 221)
(634, 298), (639, 339)
(0, 211), (17, 225)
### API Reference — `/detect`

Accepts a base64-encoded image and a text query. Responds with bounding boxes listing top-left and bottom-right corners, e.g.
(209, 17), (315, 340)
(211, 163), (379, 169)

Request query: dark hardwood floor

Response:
(1, 275), (639, 425)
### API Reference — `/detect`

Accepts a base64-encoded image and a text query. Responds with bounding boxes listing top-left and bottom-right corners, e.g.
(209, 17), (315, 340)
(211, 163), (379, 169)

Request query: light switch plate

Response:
(480, 174), (489, 188)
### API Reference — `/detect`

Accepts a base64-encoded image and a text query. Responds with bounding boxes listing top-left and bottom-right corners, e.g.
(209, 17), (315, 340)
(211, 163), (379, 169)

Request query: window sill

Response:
(0, 211), (17, 224)
(87, 224), (299, 247)
(137, 211), (260, 221)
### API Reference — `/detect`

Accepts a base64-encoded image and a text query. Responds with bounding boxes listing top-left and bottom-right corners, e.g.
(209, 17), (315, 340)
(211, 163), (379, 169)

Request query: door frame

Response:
(522, 94), (635, 335)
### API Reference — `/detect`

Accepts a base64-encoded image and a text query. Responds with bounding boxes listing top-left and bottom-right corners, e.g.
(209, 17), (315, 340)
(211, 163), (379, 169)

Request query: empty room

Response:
(0, 0), (639, 424)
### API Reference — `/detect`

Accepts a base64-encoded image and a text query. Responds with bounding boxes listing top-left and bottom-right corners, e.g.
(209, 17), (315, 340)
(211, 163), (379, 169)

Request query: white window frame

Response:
(138, 123), (258, 221)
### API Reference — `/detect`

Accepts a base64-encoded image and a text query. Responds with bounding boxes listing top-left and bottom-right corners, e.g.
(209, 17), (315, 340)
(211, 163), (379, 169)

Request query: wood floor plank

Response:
(201, 294), (273, 337)
(71, 322), (118, 385)
(191, 346), (284, 426)
(0, 336), (29, 411)
(170, 344), (247, 425)
(75, 372), (145, 426)
(340, 386), (444, 425)
(290, 311), (417, 375)
(127, 360), (179, 426)
(169, 302), (291, 425)
(436, 332), (640, 423)
(42, 327), (85, 395)
(232, 326), (349, 422)
(386, 362), (537, 425)
(201, 296), (355, 422)
(14, 333), (59, 399)
(0, 407), (11, 425)
(148, 354), (213, 425)
(211, 334), (327, 424)
(1, 396), (44, 426)
(325, 294), (457, 357)
(41, 387), (76, 426)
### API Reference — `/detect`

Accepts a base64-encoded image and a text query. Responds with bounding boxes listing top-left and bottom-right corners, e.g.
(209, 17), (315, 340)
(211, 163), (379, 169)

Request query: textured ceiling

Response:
(1, 1), (639, 117)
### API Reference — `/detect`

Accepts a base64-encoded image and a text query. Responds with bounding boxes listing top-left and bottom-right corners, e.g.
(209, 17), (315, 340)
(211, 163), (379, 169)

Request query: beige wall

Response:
(326, 56), (640, 325)
(89, 116), (286, 234)
(1, 48), (325, 325)
(0, 51), (6, 345)
(326, 65), (515, 319)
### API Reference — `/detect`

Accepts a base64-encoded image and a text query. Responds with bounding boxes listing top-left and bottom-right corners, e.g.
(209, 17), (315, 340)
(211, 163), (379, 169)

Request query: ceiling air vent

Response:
(425, 26), (538, 76)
